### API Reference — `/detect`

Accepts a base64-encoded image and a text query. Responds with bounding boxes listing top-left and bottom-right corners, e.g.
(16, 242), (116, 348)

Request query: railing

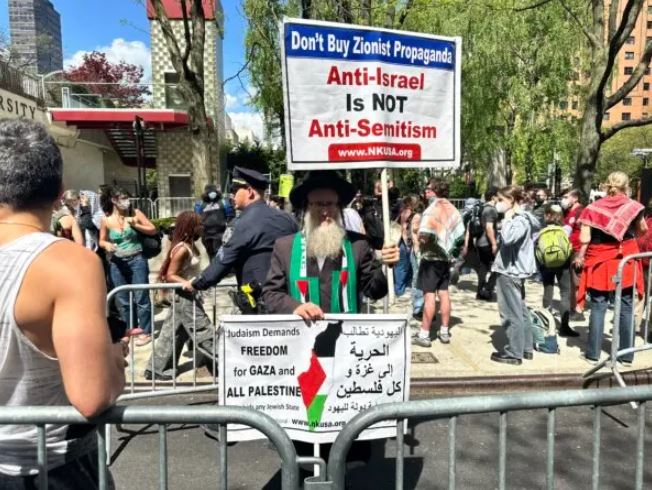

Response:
(107, 283), (237, 400)
(326, 384), (652, 490)
(584, 252), (652, 393)
(154, 197), (197, 219)
(0, 405), (300, 490)
(0, 59), (44, 102)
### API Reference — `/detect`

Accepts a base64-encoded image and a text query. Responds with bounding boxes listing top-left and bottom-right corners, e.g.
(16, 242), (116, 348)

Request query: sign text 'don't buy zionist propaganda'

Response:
(281, 18), (461, 170)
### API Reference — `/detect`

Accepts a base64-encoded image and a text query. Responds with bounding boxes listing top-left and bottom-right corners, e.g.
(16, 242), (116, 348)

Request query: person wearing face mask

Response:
(561, 188), (586, 321)
(490, 186), (539, 365)
(145, 211), (217, 380)
(199, 184), (227, 261)
(99, 186), (158, 346)
(532, 187), (549, 229)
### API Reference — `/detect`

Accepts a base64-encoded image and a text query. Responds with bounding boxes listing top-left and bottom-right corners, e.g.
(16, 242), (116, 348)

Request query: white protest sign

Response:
(280, 18), (461, 170)
(219, 314), (411, 444)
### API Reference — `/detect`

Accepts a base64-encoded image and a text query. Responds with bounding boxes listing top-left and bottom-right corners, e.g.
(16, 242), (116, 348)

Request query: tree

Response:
(149, 0), (215, 196)
(557, 0), (652, 195)
(64, 51), (150, 107)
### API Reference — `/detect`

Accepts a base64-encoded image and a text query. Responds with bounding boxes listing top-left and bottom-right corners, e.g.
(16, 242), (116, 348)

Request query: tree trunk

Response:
(574, 103), (602, 198)
(191, 126), (211, 197)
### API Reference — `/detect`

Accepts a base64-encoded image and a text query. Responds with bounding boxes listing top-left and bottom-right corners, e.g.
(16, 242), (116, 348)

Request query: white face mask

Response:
(116, 198), (131, 211)
(495, 201), (510, 214)
(560, 198), (571, 210)
(208, 191), (218, 200)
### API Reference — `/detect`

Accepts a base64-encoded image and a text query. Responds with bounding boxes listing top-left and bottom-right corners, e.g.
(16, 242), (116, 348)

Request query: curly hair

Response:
(159, 211), (202, 281)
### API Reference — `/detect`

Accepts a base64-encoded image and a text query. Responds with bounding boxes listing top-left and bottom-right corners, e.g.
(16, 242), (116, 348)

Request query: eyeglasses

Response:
(308, 201), (338, 209)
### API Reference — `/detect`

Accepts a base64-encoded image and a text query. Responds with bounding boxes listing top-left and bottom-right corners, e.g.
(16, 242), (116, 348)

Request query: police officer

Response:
(183, 167), (298, 294)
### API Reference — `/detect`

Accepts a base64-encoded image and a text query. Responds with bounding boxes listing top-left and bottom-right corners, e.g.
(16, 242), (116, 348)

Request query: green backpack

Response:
(536, 225), (572, 269)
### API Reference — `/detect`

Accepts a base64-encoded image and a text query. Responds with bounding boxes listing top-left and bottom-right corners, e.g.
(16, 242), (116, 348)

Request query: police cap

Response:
(231, 166), (269, 192)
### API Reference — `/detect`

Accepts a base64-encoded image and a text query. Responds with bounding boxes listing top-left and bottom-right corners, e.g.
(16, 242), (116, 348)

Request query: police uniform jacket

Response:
(192, 200), (298, 289)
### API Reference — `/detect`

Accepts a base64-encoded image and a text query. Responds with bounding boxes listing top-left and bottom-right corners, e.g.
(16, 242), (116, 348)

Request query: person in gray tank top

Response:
(0, 119), (127, 487)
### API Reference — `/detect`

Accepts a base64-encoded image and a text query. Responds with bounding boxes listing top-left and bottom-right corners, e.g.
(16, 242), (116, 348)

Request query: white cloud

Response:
(65, 38), (152, 82)
(228, 111), (264, 142)
(225, 91), (239, 110)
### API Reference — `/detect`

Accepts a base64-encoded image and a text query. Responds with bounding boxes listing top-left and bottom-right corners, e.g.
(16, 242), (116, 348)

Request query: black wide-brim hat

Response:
(289, 171), (356, 209)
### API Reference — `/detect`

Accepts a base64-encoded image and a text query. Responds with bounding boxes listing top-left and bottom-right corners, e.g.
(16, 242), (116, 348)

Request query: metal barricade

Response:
(325, 385), (652, 490)
(154, 197), (197, 218)
(129, 197), (157, 220)
(0, 405), (300, 490)
(107, 283), (237, 401)
(584, 252), (652, 390)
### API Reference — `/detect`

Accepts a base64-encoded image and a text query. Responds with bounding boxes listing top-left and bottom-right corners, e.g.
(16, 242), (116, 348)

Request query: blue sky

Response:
(0, 0), (261, 137)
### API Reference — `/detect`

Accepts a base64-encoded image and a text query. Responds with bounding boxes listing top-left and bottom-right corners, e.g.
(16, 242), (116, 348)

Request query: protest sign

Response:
(219, 314), (410, 443)
(280, 18), (461, 170)
(278, 173), (294, 198)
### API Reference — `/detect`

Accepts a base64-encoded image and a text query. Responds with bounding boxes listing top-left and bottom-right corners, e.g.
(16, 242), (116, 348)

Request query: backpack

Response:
(536, 225), (572, 269)
(528, 307), (559, 354)
(468, 202), (485, 239)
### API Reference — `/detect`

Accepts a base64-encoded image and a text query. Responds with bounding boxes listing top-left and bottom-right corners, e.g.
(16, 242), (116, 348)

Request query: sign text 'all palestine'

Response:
(281, 18), (461, 170)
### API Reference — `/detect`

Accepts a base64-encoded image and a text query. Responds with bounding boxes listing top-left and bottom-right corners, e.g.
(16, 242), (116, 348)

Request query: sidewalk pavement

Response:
(125, 270), (652, 394)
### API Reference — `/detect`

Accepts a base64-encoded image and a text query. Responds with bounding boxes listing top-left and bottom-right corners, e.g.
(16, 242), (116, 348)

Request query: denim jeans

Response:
(393, 240), (413, 296)
(409, 250), (424, 315)
(586, 288), (634, 362)
(109, 253), (153, 334)
(496, 273), (533, 359)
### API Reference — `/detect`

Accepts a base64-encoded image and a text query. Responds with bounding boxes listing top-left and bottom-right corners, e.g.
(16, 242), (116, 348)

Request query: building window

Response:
(559, 100), (568, 110)
(168, 174), (191, 198)
(645, 98), (650, 106)
(645, 112), (650, 118)
(645, 83), (651, 90)
(623, 97), (633, 106)
(627, 36), (635, 44)
(622, 112), (631, 121)
(625, 51), (635, 60)
(647, 67), (651, 75)
(603, 112), (610, 120)
(647, 20), (652, 29)
(649, 5), (652, 14)
(648, 36), (652, 44)
(164, 72), (185, 110)
(625, 66), (634, 75)
(572, 100), (578, 110)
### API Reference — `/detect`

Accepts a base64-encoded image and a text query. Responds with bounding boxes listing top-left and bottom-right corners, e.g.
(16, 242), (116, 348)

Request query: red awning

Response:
(49, 108), (189, 129)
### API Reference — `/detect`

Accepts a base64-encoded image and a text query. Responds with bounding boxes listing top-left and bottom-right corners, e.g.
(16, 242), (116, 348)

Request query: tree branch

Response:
(514, 0), (556, 12)
(181, 0), (193, 65)
(150, 0), (186, 76)
(190, 0), (206, 94)
(558, 0), (600, 48)
(606, 40), (652, 109)
(611, 0), (644, 54)
(397, 0), (415, 27)
(601, 116), (652, 141)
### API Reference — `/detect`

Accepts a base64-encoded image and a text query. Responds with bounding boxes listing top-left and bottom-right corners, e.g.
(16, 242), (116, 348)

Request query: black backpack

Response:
(468, 203), (485, 239)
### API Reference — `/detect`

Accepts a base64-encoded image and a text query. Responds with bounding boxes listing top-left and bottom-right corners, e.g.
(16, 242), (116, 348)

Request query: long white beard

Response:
(304, 212), (346, 259)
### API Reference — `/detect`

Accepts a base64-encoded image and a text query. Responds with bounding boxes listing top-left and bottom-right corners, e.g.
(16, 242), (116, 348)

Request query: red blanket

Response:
(577, 239), (644, 310)
(579, 194), (643, 241)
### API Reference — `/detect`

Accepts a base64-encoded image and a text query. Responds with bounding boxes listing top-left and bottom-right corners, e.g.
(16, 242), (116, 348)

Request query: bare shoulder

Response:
(37, 240), (104, 284)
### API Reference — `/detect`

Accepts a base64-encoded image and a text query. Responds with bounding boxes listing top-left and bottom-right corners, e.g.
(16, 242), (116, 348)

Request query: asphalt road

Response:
(108, 394), (652, 489)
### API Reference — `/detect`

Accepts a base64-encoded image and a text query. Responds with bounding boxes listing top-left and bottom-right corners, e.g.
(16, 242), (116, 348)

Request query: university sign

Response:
(0, 88), (43, 121)
(280, 18), (461, 170)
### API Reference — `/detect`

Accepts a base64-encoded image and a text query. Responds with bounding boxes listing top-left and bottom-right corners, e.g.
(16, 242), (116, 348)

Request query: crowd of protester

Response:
(44, 164), (652, 369)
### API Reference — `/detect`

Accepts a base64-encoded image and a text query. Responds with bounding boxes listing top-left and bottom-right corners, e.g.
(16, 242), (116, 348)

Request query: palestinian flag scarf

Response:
(288, 232), (358, 313)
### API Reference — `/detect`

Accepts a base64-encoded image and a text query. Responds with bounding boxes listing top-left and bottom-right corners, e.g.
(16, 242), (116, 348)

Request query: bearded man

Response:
(263, 171), (399, 320)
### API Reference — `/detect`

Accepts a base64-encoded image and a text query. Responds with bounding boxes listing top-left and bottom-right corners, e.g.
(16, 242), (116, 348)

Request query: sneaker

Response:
(476, 290), (493, 301)
(437, 330), (451, 344)
(523, 351), (533, 360)
(580, 354), (599, 366)
(412, 334), (432, 348)
(490, 352), (522, 365)
(144, 369), (174, 381)
(412, 311), (423, 322)
(558, 326), (580, 338)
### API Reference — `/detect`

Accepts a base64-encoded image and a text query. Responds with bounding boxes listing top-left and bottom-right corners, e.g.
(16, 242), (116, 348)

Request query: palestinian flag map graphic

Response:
(297, 321), (343, 430)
